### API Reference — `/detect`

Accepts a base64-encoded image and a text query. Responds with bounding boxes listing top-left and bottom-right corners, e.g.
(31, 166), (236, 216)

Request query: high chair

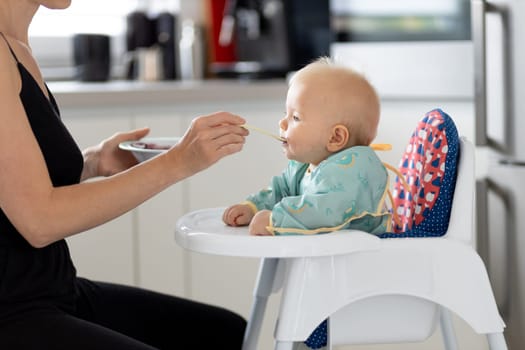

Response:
(175, 110), (507, 350)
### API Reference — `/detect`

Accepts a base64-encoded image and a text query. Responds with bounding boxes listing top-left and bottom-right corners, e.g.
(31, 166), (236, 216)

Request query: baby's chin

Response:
(284, 153), (309, 164)
(282, 149), (295, 161)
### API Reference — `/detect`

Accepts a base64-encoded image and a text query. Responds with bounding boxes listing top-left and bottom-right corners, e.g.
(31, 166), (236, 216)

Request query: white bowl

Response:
(119, 137), (180, 162)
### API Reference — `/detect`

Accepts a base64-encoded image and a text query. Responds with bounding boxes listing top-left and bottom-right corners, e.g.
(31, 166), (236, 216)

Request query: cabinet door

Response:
(63, 110), (136, 285)
(133, 110), (187, 296)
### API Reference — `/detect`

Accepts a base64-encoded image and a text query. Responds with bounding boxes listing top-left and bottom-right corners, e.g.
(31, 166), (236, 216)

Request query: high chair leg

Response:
(243, 258), (279, 350)
(439, 307), (458, 350)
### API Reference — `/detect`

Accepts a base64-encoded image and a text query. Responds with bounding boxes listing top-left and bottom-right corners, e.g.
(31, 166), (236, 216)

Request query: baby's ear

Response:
(327, 124), (349, 152)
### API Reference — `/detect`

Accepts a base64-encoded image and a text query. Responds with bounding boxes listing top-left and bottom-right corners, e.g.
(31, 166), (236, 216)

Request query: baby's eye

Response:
(292, 115), (300, 121)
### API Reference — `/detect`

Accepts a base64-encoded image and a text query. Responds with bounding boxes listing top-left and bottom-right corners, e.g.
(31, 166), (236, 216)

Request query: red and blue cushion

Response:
(379, 108), (460, 238)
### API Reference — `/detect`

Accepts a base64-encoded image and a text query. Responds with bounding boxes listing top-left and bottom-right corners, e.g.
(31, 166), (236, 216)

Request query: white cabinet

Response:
(62, 109), (136, 285)
(63, 107), (190, 295)
(132, 109), (187, 296)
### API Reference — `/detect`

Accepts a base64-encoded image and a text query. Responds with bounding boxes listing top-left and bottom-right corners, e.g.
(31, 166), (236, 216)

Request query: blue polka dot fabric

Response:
(304, 319), (328, 349)
(303, 109), (460, 349)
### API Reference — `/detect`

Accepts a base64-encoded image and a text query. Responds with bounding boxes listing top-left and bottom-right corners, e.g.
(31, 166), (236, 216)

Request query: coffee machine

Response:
(211, 0), (331, 78)
(125, 10), (177, 80)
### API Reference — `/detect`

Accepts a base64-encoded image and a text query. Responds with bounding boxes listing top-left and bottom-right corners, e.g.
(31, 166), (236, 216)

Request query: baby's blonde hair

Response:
(290, 57), (380, 146)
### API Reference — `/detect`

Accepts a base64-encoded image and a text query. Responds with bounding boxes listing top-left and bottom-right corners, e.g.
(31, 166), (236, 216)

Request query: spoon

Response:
(242, 124), (392, 152)
(242, 124), (285, 142)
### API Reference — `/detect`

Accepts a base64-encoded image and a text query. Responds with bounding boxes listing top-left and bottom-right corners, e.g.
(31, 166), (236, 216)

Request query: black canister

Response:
(72, 34), (111, 82)
(156, 12), (177, 80)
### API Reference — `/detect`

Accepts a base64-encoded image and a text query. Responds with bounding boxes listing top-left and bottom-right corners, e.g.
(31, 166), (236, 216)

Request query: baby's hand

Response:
(249, 210), (272, 236)
(223, 204), (254, 226)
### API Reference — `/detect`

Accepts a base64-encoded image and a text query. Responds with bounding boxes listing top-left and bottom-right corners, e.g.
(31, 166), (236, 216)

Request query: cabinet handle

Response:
(476, 178), (511, 320)
(471, 0), (510, 149)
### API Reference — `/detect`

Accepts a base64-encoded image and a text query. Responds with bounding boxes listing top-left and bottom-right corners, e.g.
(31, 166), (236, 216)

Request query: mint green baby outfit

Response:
(246, 146), (392, 235)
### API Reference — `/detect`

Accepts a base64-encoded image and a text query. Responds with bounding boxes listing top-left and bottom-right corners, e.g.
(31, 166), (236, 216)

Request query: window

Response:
(330, 0), (471, 42)
(29, 0), (180, 80)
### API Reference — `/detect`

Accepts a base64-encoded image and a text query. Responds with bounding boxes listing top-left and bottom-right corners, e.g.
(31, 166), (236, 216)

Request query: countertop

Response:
(49, 79), (289, 109)
(49, 76), (473, 111)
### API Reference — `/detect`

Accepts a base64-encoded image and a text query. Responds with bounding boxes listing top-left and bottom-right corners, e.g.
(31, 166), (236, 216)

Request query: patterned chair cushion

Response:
(379, 108), (460, 238)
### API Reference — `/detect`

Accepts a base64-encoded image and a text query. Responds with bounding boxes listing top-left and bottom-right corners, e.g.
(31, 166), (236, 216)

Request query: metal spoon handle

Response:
(242, 124), (284, 141)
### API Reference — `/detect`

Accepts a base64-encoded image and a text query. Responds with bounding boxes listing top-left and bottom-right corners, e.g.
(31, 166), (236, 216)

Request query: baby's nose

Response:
(279, 118), (287, 130)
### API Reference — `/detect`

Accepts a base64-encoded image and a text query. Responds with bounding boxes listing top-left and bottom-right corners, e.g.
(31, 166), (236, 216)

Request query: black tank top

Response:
(0, 33), (84, 317)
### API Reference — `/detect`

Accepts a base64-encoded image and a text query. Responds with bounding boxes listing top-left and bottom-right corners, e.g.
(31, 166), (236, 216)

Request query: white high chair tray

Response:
(175, 207), (381, 258)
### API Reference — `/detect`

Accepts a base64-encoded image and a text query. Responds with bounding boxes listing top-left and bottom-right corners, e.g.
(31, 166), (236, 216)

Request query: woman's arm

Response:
(0, 108), (247, 248)
(0, 52), (247, 247)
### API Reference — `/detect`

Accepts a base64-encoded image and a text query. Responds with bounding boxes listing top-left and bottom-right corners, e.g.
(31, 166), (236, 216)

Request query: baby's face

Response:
(279, 80), (335, 166)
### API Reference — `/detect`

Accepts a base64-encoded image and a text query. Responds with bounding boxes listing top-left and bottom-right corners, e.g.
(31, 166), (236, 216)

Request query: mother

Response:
(0, 1), (248, 349)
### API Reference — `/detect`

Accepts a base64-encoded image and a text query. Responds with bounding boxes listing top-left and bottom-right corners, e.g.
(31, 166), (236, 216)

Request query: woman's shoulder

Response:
(0, 35), (21, 94)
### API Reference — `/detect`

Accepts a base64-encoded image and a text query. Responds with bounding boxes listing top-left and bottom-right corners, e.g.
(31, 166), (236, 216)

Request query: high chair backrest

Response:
(380, 108), (460, 238)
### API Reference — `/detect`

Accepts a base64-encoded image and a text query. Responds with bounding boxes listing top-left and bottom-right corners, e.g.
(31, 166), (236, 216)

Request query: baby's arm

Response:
(223, 204), (255, 226)
(224, 161), (296, 229)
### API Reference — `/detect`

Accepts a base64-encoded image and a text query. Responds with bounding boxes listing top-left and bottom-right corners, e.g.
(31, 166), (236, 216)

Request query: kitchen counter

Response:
(49, 79), (289, 109)
(49, 76), (473, 112)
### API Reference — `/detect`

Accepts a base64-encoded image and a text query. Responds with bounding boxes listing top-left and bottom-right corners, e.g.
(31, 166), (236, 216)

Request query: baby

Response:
(223, 57), (392, 236)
